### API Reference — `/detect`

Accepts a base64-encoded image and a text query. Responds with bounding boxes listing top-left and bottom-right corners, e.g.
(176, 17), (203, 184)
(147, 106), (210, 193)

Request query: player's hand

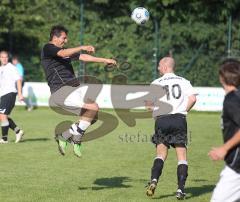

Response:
(105, 59), (117, 65)
(144, 100), (154, 111)
(208, 146), (227, 161)
(18, 94), (24, 102)
(81, 45), (95, 54)
(103, 58), (117, 72)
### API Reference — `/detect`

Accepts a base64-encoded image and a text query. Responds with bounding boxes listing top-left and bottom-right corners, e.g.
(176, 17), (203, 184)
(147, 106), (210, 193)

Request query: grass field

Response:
(0, 107), (224, 202)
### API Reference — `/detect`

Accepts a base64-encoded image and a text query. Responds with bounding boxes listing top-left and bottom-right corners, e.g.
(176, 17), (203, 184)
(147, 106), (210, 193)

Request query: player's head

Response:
(49, 25), (68, 48)
(158, 57), (175, 75)
(12, 55), (19, 65)
(219, 58), (240, 88)
(0, 50), (9, 66)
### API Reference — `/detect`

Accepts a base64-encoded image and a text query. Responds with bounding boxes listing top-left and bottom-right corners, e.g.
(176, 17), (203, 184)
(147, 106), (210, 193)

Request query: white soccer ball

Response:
(131, 7), (150, 25)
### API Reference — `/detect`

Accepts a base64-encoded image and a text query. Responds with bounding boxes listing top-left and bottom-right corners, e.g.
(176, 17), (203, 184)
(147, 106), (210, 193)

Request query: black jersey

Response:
(222, 89), (240, 173)
(41, 43), (76, 93)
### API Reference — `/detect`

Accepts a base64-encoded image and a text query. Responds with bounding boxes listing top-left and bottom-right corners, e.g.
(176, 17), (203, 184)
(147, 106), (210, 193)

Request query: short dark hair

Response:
(49, 25), (68, 40)
(12, 55), (19, 60)
(219, 58), (240, 87)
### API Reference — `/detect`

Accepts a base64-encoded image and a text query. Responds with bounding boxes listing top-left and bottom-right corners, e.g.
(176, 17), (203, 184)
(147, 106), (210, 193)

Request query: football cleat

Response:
(55, 134), (68, 156)
(146, 181), (157, 197)
(176, 189), (186, 200)
(73, 143), (82, 158)
(15, 130), (24, 143)
(0, 139), (8, 144)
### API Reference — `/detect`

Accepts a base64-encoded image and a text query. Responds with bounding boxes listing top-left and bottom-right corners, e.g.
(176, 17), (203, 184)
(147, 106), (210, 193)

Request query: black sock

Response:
(2, 126), (9, 141)
(177, 164), (188, 192)
(151, 158), (164, 182)
(8, 118), (19, 133)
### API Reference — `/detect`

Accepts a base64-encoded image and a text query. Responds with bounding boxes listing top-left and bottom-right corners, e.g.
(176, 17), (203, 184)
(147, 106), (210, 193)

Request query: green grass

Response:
(0, 107), (224, 202)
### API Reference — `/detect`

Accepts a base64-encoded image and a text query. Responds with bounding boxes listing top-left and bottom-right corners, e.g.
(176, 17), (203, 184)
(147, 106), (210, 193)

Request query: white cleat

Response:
(176, 189), (186, 200)
(0, 139), (8, 144)
(15, 130), (24, 143)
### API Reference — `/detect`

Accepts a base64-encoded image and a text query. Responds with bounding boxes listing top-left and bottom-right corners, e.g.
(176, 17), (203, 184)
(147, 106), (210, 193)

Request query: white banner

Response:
(16, 82), (225, 111)
(16, 82), (51, 106)
(193, 87), (225, 111)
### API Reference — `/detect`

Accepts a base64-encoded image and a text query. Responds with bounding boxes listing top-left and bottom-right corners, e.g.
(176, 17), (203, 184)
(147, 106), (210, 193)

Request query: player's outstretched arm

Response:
(57, 46), (95, 58)
(79, 54), (116, 65)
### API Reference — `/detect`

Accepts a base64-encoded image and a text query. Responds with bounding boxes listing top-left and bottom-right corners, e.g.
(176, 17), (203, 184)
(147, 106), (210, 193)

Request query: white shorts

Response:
(211, 166), (240, 202)
(64, 86), (88, 108)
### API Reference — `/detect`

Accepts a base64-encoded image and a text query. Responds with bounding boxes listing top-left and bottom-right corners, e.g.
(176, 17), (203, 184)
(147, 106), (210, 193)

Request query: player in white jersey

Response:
(0, 51), (24, 143)
(146, 57), (197, 200)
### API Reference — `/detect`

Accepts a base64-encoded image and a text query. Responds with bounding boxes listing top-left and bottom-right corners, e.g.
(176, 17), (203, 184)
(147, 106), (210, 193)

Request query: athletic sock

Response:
(151, 157), (164, 182)
(78, 120), (91, 131)
(1, 126), (9, 141)
(8, 118), (20, 133)
(1, 120), (10, 141)
(177, 161), (188, 192)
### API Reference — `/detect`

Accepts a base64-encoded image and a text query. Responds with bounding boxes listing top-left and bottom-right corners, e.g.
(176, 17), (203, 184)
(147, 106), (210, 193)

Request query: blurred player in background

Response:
(0, 51), (24, 143)
(145, 57), (197, 200)
(12, 55), (25, 82)
(208, 59), (240, 202)
(41, 25), (116, 158)
(12, 55), (33, 111)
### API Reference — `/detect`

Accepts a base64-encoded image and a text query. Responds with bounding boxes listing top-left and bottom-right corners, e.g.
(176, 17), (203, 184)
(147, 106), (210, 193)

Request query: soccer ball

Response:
(131, 7), (150, 25)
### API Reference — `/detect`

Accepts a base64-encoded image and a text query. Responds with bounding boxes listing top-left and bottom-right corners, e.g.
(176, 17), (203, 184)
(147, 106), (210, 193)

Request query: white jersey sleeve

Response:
(9, 64), (21, 81)
(182, 79), (197, 97)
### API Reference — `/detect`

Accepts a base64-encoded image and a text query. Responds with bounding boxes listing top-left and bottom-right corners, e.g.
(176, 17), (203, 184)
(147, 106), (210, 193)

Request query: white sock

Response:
(78, 120), (91, 131)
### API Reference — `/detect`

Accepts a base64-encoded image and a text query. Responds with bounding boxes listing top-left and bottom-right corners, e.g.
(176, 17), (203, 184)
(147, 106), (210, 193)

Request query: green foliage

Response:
(0, 0), (239, 86)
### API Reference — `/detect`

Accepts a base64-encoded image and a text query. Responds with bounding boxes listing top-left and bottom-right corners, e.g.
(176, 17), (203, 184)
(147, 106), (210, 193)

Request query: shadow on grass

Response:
(152, 184), (215, 200)
(78, 176), (132, 190)
(22, 138), (51, 142)
(192, 179), (208, 182)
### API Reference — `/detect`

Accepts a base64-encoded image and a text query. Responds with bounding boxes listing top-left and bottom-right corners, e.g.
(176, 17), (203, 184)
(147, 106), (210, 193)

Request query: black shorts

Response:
(152, 113), (187, 148)
(0, 92), (17, 115)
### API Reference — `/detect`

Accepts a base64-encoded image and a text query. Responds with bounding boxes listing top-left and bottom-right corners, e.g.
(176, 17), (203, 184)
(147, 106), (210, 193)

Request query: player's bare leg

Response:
(56, 101), (98, 157)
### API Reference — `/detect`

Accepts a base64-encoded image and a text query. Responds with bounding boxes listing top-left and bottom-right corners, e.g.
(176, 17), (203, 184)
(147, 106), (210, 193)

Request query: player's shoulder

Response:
(173, 74), (189, 82)
(151, 74), (190, 84)
(43, 43), (54, 49)
(6, 62), (16, 69)
(151, 78), (161, 85)
(224, 90), (240, 109)
(225, 90), (240, 102)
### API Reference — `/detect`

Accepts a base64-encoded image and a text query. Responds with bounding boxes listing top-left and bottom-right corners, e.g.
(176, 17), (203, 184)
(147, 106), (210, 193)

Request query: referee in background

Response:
(0, 51), (24, 143)
(145, 57), (197, 200)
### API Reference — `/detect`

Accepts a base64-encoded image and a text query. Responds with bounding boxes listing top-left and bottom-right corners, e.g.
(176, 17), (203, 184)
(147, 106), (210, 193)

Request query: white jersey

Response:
(0, 63), (21, 96)
(151, 73), (196, 116)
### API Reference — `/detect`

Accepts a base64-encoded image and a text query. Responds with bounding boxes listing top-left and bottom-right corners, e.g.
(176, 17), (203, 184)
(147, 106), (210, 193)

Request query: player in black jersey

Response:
(41, 25), (116, 157)
(209, 59), (240, 202)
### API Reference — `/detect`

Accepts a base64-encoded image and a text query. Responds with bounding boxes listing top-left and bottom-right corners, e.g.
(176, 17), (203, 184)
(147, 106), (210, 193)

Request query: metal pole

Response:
(153, 18), (160, 80)
(227, 15), (232, 58)
(9, 0), (14, 53)
(79, 0), (85, 79)
(183, 44), (204, 75)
